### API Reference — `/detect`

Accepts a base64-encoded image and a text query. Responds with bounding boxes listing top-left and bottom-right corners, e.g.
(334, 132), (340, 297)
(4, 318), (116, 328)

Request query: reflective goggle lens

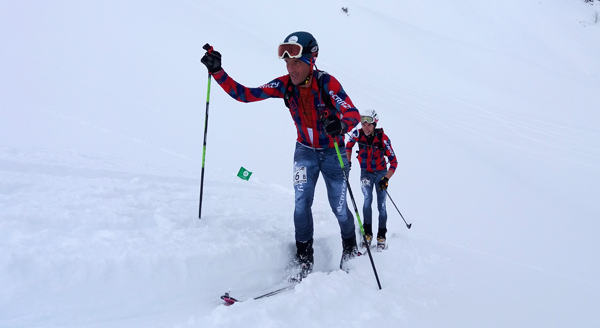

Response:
(361, 116), (374, 124)
(278, 43), (303, 59)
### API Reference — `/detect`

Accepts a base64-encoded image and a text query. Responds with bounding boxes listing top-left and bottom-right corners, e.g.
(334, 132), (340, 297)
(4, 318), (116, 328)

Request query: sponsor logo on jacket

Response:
(260, 82), (280, 88)
(329, 91), (351, 109)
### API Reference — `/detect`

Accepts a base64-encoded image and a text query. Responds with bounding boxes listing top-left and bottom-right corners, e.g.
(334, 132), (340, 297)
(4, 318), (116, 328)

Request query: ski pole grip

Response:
(203, 43), (213, 53)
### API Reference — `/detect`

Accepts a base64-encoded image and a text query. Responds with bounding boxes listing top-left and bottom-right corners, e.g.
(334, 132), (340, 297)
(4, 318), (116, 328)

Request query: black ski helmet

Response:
(282, 31), (319, 59)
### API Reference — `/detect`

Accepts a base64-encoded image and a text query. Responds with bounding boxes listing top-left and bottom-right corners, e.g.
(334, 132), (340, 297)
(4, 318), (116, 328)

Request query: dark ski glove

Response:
(323, 114), (346, 136)
(201, 43), (222, 73)
(378, 177), (389, 191)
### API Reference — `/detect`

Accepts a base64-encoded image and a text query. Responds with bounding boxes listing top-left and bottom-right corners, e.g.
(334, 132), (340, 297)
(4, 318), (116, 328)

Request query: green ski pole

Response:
(198, 44), (213, 219)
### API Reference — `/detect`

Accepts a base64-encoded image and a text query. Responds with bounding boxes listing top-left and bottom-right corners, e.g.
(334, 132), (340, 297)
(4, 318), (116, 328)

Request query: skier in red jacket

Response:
(346, 109), (398, 250)
(202, 31), (361, 278)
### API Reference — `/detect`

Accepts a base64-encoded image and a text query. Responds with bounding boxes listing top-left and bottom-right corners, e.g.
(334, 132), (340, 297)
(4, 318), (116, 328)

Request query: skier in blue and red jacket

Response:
(201, 31), (361, 278)
(346, 109), (398, 250)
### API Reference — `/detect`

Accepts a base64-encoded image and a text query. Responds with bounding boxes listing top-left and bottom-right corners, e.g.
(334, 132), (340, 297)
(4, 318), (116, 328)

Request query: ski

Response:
(220, 250), (312, 305)
(220, 267), (342, 305)
(221, 283), (298, 305)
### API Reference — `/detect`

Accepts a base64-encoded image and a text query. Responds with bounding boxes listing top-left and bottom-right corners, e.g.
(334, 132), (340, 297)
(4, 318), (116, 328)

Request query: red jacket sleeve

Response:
(382, 133), (398, 173)
(212, 69), (288, 102)
(345, 129), (359, 152)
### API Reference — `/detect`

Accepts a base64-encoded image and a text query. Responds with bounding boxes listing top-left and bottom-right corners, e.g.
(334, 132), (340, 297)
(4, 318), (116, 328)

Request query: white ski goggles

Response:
(278, 42), (303, 59)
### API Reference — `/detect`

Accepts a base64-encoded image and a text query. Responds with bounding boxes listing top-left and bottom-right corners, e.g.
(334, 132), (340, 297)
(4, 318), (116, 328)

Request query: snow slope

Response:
(1, 0), (599, 327)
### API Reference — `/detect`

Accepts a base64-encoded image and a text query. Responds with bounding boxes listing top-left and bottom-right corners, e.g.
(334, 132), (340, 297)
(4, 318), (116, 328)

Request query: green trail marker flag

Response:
(237, 167), (252, 181)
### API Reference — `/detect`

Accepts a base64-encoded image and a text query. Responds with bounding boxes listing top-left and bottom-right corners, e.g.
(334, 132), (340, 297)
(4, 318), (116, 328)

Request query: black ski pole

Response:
(384, 190), (412, 229)
(198, 43), (213, 219)
(332, 138), (382, 290)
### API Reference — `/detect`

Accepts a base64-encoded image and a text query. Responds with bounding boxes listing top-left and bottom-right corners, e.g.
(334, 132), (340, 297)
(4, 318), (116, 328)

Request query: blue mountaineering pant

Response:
(293, 142), (355, 242)
(360, 169), (388, 230)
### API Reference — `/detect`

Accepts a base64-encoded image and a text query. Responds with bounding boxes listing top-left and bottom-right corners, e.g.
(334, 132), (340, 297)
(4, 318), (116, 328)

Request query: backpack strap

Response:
(375, 128), (385, 150)
(316, 70), (335, 112)
(283, 76), (295, 109)
(283, 70), (335, 112)
(357, 129), (367, 150)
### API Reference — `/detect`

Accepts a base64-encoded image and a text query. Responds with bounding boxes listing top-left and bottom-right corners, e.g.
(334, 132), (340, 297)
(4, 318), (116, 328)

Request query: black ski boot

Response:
(376, 228), (387, 251)
(340, 236), (358, 272)
(361, 223), (373, 249)
(290, 238), (314, 281)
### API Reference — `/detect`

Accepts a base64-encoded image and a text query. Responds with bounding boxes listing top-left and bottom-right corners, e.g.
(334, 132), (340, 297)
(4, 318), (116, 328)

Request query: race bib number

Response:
(294, 166), (307, 185)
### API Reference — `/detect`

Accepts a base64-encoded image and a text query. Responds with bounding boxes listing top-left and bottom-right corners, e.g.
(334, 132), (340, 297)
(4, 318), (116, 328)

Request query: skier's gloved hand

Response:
(323, 114), (346, 136)
(201, 43), (222, 74)
(378, 177), (389, 191)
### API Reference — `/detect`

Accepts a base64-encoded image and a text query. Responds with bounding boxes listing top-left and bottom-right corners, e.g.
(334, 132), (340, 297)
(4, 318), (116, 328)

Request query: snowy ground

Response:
(1, 1), (600, 327)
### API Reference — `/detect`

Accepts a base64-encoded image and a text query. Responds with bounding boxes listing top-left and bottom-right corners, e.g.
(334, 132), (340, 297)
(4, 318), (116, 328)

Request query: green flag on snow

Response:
(237, 167), (252, 181)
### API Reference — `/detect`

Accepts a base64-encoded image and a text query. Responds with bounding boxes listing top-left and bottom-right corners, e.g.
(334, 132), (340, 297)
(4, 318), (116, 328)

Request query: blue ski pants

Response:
(360, 169), (388, 230)
(293, 142), (355, 243)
